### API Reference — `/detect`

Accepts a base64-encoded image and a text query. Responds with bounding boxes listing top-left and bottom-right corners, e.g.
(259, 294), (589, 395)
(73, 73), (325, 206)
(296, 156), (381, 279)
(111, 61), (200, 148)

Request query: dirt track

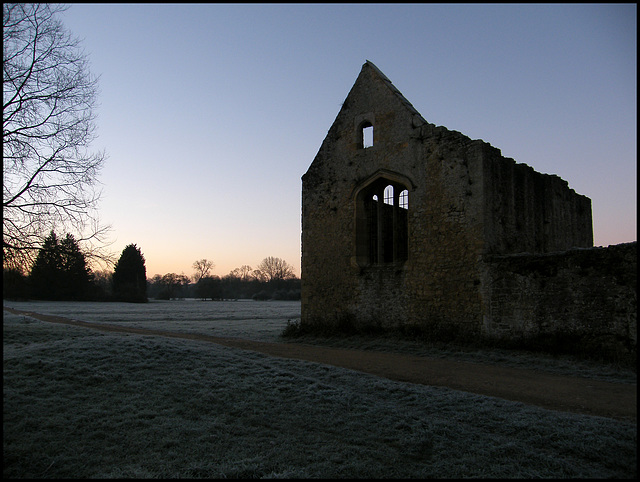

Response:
(4, 307), (636, 423)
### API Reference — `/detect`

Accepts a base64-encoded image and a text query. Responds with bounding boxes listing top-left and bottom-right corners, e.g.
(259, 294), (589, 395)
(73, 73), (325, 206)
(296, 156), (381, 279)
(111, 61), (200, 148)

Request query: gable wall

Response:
(301, 64), (420, 327)
(302, 64), (491, 330)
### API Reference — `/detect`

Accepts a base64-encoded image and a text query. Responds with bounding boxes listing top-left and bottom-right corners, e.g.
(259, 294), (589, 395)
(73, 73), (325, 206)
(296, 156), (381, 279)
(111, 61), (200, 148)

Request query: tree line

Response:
(148, 257), (300, 301)
(3, 231), (147, 302)
(3, 232), (299, 302)
(147, 256), (299, 301)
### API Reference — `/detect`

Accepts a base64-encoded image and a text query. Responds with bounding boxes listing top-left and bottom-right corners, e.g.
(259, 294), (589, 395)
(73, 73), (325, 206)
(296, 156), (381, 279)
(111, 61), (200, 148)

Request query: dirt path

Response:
(5, 307), (636, 423)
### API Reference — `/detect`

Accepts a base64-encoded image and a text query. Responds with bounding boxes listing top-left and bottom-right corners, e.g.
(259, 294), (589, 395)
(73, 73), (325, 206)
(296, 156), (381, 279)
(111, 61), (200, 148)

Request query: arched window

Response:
(355, 177), (409, 266)
(399, 189), (408, 209)
(384, 185), (393, 205)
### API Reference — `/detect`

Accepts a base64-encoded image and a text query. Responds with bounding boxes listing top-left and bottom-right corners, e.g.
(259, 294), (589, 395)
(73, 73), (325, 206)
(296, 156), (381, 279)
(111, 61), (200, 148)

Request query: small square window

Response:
(363, 125), (373, 148)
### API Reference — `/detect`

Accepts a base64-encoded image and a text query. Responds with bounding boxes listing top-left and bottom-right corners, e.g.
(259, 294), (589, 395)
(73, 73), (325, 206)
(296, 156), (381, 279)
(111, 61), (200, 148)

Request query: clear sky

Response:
(60, 3), (637, 279)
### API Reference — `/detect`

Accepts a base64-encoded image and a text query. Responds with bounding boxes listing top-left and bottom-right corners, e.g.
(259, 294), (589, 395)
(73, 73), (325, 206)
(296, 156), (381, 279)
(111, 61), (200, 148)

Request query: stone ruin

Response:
(301, 61), (636, 359)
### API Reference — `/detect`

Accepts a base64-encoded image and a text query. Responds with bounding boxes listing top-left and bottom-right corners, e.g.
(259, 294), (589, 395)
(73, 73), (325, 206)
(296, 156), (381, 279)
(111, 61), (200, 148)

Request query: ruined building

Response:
(301, 61), (636, 357)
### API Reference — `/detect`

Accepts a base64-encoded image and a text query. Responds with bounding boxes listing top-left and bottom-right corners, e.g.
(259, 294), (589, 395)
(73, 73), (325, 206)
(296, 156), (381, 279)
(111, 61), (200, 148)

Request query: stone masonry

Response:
(301, 61), (636, 357)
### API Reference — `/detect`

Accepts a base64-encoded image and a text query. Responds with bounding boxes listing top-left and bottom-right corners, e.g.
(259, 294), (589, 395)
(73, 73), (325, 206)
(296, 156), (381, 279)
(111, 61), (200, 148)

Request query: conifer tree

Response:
(28, 231), (91, 300)
(59, 233), (91, 299)
(112, 244), (147, 302)
(29, 231), (62, 299)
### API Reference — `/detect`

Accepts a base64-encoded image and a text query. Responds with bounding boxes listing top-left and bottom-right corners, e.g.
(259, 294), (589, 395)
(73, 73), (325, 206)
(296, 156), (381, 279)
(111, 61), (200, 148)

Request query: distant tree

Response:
(112, 244), (147, 302)
(256, 257), (296, 282)
(3, 4), (110, 271)
(87, 269), (112, 301)
(28, 231), (90, 299)
(147, 274), (163, 299)
(229, 265), (253, 282)
(192, 258), (215, 283)
(195, 275), (222, 300)
(155, 273), (190, 300)
(252, 290), (271, 301)
(252, 269), (267, 283)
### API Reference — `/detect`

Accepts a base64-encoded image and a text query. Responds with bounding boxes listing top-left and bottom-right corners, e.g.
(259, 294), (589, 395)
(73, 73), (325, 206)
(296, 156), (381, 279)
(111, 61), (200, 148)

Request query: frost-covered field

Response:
(2, 299), (299, 342)
(3, 301), (638, 478)
(5, 299), (634, 382)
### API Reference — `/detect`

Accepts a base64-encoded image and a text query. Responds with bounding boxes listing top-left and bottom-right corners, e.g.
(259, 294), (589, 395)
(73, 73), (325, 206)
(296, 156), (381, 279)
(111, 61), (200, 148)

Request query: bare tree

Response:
(192, 258), (214, 283)
(256, 256), (296, 282)
(3, 4), (110, 271)
(251, 269), (266, 283)
(229, 264), (253, 282)
(159, 273), (190, 300)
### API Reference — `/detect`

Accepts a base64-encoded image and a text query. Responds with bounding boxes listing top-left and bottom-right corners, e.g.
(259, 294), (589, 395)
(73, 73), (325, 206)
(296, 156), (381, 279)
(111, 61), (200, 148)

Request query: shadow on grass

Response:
(282, 316), (637, 369)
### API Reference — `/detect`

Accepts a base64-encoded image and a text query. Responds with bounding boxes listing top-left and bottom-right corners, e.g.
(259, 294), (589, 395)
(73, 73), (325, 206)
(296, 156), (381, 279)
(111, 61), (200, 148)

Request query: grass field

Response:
(3, 300), (637, 478)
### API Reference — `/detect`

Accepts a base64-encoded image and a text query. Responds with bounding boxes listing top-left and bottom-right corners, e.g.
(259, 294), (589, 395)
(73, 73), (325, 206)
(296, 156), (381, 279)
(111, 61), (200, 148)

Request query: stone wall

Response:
(480, 144), (593, 255)
(480, 242), (637, 357)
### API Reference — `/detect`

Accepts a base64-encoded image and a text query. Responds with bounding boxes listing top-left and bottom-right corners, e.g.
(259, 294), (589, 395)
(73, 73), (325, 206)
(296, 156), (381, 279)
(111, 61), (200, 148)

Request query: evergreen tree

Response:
(112, 244), (147, 302)
(59, 233), (91, 299)
(28, 231), (91, 300)
(29, 231), (62, 299)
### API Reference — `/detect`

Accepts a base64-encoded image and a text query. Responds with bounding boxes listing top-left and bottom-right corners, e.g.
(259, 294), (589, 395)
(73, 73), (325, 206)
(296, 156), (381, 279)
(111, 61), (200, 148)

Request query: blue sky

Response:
(60, 3), (637, 278)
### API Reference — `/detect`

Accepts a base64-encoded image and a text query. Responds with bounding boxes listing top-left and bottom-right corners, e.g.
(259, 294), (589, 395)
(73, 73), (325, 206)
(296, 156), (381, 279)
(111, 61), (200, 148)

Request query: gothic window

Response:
(384, 185), (393, 205)
(356, 177), (409, 266)
(399, 189), (408, 209)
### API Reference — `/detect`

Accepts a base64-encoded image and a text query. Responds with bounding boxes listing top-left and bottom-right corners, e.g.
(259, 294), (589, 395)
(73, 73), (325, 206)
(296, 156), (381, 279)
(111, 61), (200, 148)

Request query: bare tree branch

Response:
(192, 259), (215, 283)
(3, 3), (112, 271)
(256, 257), (296, 282)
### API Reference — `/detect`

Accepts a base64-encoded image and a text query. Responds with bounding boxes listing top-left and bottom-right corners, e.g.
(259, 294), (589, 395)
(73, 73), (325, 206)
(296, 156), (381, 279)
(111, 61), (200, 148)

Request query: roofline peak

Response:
(360, 61), (427, 125)
(363, 60), (391, 82)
